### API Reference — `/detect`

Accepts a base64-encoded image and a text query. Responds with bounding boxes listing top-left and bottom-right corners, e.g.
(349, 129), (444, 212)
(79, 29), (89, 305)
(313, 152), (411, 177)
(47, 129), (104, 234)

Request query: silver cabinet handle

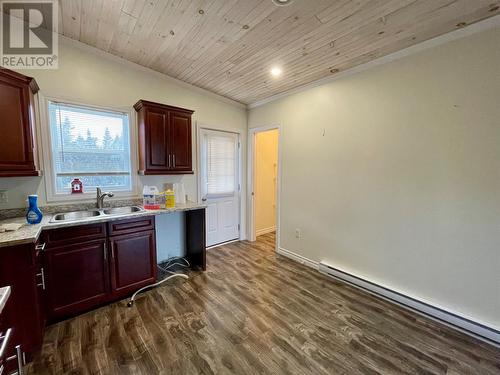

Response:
(15, 345), (24, 375)
(103, 243), (107, 261)
(168, 154), (171, 167)
(0, 328), (12, 358)
(110, 243), (115, 259)
(35, 243), (46, 251)
(172, 154), (176, 167)
(36, 267), (46, 290)
(6, 344), (23, 375)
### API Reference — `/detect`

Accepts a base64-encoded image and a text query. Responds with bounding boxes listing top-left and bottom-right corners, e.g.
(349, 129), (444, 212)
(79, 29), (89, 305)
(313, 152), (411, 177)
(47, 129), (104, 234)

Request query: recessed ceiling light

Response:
(272, 0), (294, 6)
(270, 66), (282, 77)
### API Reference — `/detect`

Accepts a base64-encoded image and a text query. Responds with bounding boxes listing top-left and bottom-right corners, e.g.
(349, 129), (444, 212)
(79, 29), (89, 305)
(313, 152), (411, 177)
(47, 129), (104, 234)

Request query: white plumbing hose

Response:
(127, 273), (189, 307)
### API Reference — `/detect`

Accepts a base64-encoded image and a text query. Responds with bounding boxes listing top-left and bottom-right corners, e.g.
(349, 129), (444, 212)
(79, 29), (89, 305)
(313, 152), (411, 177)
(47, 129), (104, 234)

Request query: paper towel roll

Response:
(173, 183), (186, 204)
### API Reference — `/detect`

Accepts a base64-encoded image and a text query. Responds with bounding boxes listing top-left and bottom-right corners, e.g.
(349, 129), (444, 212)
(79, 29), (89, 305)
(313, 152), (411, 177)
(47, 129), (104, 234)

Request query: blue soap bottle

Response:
(26, 194), (43, 224)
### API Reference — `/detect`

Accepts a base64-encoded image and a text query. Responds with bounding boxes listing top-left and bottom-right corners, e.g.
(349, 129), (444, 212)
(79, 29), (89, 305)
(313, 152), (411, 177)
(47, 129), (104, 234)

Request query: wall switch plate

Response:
(0, 191), (7, 204)
(295, 228), (301, 239)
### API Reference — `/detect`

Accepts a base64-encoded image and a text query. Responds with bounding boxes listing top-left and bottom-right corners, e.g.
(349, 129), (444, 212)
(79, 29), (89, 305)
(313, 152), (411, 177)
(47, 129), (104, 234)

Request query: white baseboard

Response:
(256, 226), (276, 236)
(277, 247), (319, 270)
(319, 262), (500, 347)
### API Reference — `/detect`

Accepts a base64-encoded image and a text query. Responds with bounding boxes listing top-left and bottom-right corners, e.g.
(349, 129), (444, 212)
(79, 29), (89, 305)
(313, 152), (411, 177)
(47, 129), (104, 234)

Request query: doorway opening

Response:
(199, 128), (241, 248)
(248, 125), (281, 250)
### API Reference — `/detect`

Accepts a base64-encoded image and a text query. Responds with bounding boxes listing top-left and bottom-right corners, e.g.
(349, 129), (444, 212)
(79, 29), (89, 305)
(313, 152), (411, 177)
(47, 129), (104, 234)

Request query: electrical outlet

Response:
(295, 228), (301, 239)
(0, 191), (7, 204)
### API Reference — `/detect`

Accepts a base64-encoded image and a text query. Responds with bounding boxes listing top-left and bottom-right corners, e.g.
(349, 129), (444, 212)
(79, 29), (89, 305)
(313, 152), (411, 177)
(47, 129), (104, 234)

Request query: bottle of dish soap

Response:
(26, 194), (43, 224)
(165, 189), (175, 209)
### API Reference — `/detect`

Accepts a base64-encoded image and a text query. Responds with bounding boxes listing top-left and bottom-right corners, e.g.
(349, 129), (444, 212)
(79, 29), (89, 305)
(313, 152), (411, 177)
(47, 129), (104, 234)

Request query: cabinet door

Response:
(0, 73), (38, 176)
(44, 240), (109, 321)
(109, 231), (157, 298)
(169, 111), (192, 172)
(145, 107), (170, 172)
(0, 243), (44, 357)
(34, 244), (47, 335)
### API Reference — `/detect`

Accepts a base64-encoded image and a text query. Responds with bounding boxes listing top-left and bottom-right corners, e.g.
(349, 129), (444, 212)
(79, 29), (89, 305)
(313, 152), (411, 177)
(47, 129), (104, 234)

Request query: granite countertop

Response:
(0, 202), (206, 248)
(0, 286), (11, 314)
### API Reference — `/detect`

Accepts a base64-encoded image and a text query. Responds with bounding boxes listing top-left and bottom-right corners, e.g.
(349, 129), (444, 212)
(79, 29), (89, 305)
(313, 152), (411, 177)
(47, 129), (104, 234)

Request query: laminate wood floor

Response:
(27, 232), (500, 374)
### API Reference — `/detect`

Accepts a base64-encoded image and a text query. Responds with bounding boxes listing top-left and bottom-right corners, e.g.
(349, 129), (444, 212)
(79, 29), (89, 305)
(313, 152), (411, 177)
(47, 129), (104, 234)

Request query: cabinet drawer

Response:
(108, 216), (155, 236)
(44, 223), (106, 247)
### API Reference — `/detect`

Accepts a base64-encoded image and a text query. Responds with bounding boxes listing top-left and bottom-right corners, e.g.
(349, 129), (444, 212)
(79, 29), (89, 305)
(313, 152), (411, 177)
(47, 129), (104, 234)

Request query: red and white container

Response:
(71, 178), (83, 194)
(142, 186), (161, 210)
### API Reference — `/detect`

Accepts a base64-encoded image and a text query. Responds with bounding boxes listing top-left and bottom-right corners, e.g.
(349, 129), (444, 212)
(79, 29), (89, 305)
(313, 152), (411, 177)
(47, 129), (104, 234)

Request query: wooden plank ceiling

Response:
(58, 0), (500, 104)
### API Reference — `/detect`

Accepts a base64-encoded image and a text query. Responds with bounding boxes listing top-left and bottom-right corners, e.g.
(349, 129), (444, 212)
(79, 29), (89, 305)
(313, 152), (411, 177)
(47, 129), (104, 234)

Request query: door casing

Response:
(247, 124), (282, 252)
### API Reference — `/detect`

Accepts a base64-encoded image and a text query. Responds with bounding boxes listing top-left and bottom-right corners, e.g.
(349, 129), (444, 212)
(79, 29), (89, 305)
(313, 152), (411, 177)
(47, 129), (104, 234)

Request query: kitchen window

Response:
(46, 101), (134, 198)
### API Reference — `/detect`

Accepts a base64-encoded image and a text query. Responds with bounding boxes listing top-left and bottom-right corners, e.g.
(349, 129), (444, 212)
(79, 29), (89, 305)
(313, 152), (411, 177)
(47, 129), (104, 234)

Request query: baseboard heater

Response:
(318, 262), (500, 347)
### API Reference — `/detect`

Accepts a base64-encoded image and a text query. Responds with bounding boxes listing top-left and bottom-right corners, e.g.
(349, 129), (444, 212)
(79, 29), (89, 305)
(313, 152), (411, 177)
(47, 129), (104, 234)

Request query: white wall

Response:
(255, 129), (278, 235)
(248, 27), (500, 330)
(155, 212), (185, 262)
(0, 37), (247, 237)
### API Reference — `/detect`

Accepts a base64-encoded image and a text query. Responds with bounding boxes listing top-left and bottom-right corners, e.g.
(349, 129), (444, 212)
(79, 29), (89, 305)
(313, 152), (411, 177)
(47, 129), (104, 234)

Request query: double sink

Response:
(51, 206), (144, 223)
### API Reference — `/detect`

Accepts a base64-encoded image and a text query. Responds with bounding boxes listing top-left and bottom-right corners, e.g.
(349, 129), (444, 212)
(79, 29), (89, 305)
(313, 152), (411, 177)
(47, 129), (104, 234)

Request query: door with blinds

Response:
(200, 129), (240, 247)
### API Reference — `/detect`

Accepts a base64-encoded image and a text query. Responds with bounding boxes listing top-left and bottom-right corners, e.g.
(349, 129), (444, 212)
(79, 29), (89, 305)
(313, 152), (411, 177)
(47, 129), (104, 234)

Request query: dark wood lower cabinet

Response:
(44, 239), (110, 321)
(186, 209), (206, 271)
(0, 242), (44, 371)
(0, 210), (206, 368)
(34, 244), (47, 340)
(109, 230), (157, 299)
(43, 217), (157, 322)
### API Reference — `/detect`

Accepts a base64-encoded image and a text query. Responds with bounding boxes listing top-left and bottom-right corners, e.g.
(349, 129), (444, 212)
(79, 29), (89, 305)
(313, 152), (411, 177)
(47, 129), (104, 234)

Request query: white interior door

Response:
(200, 129), (240, 247)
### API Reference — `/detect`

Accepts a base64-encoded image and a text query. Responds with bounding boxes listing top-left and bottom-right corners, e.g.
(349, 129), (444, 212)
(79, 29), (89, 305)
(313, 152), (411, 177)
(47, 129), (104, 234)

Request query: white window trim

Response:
(39, 94), (139, 203)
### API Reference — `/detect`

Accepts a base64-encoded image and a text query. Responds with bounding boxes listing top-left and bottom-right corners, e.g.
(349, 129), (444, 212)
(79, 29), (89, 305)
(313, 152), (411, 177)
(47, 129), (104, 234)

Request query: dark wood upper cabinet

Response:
(134, 100), (194, 175)
(170, 111), (192, 172)
(0, 68), (40, 177)
(144, 106), (169, 171)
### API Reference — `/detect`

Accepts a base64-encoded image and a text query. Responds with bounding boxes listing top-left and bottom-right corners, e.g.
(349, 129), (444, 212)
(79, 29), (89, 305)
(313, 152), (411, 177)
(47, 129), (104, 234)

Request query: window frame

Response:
(40, 95), (139, 203)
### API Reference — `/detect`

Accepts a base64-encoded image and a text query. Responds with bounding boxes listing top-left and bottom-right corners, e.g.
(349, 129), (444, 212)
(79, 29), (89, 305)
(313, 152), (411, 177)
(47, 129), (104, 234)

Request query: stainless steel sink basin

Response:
(51, 206), (144, 223)
(52, 210), (102, 222)
(103, 206), (144, 215)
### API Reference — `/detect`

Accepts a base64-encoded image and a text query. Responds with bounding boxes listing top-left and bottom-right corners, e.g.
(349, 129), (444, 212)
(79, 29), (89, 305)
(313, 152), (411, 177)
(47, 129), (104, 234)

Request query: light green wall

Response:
(0, 39), (247, 218)
(248, 27), (500, 329)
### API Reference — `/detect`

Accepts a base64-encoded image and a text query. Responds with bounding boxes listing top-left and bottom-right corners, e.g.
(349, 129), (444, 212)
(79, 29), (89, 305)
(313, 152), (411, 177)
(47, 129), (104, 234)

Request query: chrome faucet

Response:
(96, 187), (114, 209)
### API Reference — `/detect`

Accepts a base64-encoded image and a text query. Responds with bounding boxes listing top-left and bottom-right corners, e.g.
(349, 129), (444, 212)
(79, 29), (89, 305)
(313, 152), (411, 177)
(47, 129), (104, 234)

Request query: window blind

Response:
(48, 101), (132, 194)
(206, 134), (236, 196)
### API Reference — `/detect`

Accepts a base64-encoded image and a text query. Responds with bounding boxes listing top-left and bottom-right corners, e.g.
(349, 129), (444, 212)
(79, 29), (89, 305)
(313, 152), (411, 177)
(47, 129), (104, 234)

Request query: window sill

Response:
(45, 191), (139, 205)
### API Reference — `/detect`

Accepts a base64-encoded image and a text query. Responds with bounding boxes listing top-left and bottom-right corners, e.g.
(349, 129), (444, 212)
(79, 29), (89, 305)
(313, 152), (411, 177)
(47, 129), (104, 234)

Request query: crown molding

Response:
(59, 35), (246, 109)
(248, 14), (500, 109)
